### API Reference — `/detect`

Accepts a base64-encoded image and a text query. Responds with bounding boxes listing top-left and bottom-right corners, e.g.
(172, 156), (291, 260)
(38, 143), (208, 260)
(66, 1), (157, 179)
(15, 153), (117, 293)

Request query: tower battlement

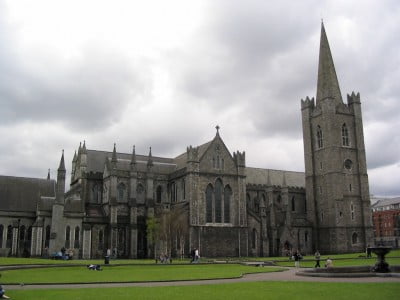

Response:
(301, 96), (315, 110)
(347, 91), (361, 105)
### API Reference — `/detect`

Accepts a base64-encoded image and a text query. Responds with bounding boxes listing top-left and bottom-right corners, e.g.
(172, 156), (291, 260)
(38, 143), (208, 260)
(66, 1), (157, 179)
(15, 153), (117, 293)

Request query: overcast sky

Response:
(0, 0), (399, 197)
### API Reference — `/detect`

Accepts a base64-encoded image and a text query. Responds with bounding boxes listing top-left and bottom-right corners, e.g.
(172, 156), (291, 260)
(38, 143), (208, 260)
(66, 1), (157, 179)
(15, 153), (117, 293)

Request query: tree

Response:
(146, 216), (160, 259)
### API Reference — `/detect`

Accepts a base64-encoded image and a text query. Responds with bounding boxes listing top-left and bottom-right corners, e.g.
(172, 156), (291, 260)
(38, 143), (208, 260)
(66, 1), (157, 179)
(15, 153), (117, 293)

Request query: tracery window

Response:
(342, 123), (349, 146)
(205, 179), (231, 224)
(117, 183), (126, 202)
(224, 186), (232, 223)
(317, 125), (323, 148)
(6, 225), (13, 248)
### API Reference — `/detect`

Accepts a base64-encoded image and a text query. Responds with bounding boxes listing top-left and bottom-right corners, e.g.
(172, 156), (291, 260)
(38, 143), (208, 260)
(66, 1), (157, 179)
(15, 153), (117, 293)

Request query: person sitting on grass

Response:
(325, 257), (333, 268)
(87, 264), (102, 271)
(0, 284), (10, 299)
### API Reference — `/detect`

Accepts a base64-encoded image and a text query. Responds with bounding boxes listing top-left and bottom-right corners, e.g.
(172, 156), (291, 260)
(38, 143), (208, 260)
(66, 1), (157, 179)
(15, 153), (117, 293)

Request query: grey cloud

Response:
(0, 45), (150, 131)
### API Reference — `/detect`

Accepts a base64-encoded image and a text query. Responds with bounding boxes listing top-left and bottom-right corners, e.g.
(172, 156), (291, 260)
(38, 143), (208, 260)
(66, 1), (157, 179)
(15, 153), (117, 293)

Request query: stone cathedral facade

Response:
(0, 24), (373, 258)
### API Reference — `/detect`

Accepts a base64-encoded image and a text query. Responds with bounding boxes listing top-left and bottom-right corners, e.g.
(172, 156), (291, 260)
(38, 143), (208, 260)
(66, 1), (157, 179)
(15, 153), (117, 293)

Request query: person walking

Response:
(314, 250), (321, 268)
(293, 250), (301, 268)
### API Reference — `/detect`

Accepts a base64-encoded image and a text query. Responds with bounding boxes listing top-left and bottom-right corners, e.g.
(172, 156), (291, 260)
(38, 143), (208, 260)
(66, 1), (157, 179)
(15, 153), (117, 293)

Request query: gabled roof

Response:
(246, 168), (305, 188)
(0, 175), (56, 212)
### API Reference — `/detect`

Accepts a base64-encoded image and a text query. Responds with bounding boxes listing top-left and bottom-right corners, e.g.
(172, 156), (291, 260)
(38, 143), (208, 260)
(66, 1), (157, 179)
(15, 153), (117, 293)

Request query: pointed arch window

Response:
(117, 183), (126, 203)
(215, 179), (223, 223)
(224, 185), (232, 223)
(352, 232), (358, 244)
(253, 197), (260, 213)
(342, 123), (349, 146)
(93, 184), (101, 203)
(137, 184), (145, 204)
(74, 226), (80, 248)
(246, 194), (251, 210)
(6, 225), (13, 248)
(65, 226), (71, 248)
(317, 126), (323, 148)
(206, 184), (213, 223)
(98, 229), (104, 250)
(291, 196), (296, 212)
(0, 225), (3, 248)
(156, 186), (162, 203)
(45, 225), (51, 248)
(251, 228), (257, 249)
(19, 225), (26, 241)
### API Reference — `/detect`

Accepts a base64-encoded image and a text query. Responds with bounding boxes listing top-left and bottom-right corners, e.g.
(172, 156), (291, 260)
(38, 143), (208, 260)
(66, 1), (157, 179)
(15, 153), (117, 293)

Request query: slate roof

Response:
(246, 167), (305, 188)
(371, 197), (400, 209)
(0, 175), (56, 212)
(86, 149), (177, 174)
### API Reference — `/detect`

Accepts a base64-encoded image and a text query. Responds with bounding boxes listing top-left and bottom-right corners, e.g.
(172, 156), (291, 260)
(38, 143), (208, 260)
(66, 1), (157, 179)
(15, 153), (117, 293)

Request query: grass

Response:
(0, 264), (283, 284)
(6, 281), (400, 300)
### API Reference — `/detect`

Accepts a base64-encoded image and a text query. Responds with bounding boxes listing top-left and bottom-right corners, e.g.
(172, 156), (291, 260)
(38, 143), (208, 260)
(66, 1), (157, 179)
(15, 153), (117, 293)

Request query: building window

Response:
(156, 186), (162, 203)
(246, 194), (251, 209)
(252, 228), (257, 249)
(291, 196), (295, 212)
(206, 184), (213, 223)
(342, 123), (349, 146)
(93, 184), (101, 203)
(224, 185), (232, 223)
(351, 203), (355, 221)
(305, 231), (308, 243)
(254, 197), (260, 213)
(74, 226), (80, 248)
(215, 179), (223, 223)
(277, 195), (282, 203)
(45, 225), (51, 248)
(19, 225), (25, 241)
(137, 184), (145, 204)
(317, 126), (323, 148)
(0, 225), (3, 248)
(349, 184), (352, 192)
(117, 183), (126, 202)
(98, 230), (103, 250)
(65, 226), (71, 248)
(6, 225), (13, 248)
(352, 232), (358, 244)
(182, 179), (186, 200)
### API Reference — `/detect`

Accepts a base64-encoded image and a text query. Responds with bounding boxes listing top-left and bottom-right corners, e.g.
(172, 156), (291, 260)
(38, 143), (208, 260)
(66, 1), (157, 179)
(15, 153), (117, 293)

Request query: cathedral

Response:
(0, 24), (373, 258)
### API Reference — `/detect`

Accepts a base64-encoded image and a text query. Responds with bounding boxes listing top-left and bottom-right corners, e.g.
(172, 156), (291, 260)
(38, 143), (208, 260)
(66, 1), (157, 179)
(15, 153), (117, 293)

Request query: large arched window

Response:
(74, 226), (80, 248)
(215, 179), (223, 223)
(65, 226), (71, 248)
(206, 184), (213, 223)
(26, 226), (32, 249)
(6, 225), (13, 248)
(156, 186), (162, 203)
(342, 123), (349, 146)
(0, 225), (3, 248)
(317, 126), (323, 148)
(117, 183), (126, 203)
(224, 185), (232, 223)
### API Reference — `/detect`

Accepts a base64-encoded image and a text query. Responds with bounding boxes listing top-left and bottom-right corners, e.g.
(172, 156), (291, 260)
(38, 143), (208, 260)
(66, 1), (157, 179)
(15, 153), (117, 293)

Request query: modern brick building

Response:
(371, 197), (400, 248)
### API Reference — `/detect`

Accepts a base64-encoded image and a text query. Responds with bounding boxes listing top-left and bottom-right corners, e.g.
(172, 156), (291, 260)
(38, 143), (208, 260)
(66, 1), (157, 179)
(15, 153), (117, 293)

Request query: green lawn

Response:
(0, 264), (283, 284)
(6, 281), (400, 300)
(275, 257), (400, 268)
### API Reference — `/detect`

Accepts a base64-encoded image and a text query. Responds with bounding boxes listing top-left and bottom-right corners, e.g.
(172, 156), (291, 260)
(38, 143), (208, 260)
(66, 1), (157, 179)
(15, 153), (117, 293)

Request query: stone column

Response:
(82, 225), (92, 259)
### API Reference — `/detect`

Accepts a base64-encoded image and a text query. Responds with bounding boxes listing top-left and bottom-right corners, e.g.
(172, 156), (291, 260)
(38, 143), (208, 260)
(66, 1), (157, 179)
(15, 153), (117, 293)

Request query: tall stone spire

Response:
(111, 143), (118, 166)
(147, 147), (153, 168)
(47, 169), (50, 180)
(58, 149), (66, 171)
(316, 22), (343, 105)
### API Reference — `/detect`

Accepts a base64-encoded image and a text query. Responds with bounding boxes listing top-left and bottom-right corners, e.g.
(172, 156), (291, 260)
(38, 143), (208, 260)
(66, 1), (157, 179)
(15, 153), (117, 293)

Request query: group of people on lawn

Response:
(291, 249), (333, 268)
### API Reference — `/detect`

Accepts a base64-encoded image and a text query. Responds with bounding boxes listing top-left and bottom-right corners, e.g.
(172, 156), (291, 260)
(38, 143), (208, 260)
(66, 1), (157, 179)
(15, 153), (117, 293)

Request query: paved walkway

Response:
(5, 267), (400, 290)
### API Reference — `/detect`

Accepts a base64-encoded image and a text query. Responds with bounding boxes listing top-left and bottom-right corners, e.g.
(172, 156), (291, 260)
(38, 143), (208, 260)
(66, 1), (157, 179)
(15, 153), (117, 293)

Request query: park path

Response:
(4, 267), (400, 290)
